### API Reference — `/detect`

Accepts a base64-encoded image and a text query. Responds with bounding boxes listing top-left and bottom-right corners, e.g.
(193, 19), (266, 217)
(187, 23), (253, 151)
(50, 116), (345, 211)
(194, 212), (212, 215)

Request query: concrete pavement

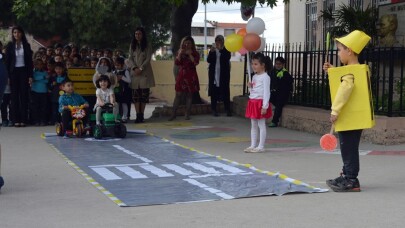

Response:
(1, 104), (405, 228)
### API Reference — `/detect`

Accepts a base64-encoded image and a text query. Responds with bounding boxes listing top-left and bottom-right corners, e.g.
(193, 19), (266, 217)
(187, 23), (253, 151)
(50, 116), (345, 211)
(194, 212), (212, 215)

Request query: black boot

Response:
(140, 113), (144, 123)
(0, 176), (4, 190)
(168, 95), (180, 121)
(134, 113), (141, 123)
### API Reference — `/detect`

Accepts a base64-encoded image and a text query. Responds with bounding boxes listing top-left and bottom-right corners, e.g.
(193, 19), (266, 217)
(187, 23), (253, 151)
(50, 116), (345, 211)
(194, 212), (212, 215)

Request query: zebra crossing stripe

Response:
(115, 166), (148, 179)
(139, 164), (174, 177)
(91, 168), (121, 180)
(184, 162), (221, 174)
(46, 143), (126, 206)
(112, 145), (152, 163)
(162, 164), (196, 176)
(205, 161), (246, 174)
(183, 178), (234, 200)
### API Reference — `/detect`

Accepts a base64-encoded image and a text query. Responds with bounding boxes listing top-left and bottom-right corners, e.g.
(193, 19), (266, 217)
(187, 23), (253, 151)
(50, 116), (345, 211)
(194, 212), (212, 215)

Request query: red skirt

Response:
(245, 99), (272, 119)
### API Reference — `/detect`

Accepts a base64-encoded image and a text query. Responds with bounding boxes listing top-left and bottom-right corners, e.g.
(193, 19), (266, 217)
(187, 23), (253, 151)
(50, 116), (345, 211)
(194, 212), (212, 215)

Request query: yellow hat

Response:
(335, 30), (371, 54)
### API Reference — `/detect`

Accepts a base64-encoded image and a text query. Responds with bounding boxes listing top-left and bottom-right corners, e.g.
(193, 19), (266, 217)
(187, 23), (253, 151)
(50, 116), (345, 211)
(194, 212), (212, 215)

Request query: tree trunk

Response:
(170, 0), (203, 104)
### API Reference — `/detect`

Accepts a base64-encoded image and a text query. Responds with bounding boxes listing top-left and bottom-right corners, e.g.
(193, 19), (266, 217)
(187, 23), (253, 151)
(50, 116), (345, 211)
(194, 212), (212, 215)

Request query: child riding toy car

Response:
(56, 105), (90, 137)
(91, 103), (126, 139)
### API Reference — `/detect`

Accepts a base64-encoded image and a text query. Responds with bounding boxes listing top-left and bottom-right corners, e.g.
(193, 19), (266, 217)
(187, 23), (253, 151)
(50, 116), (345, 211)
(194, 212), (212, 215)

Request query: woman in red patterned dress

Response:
(168, 36), (200, 121)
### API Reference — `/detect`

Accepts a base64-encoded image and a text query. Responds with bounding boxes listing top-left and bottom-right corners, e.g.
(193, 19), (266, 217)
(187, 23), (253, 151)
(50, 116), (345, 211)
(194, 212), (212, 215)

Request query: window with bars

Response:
(349, 0), (363, 8)
(191, 27), (215, 36)
(323, 0), (335, 48)
(224, 29), (236, 37)
(306, 0), (318, 50)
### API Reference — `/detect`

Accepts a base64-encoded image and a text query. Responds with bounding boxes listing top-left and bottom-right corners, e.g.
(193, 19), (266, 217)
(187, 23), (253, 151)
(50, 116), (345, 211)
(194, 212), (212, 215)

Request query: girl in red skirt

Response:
(244, 53), (273, 153)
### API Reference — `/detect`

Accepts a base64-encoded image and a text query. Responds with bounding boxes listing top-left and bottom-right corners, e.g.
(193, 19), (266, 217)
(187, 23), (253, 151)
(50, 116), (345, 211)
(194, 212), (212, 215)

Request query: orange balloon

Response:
(237, 28), (247, 37)
(243, 33), (261, 51)
(320, 134), (337, 151)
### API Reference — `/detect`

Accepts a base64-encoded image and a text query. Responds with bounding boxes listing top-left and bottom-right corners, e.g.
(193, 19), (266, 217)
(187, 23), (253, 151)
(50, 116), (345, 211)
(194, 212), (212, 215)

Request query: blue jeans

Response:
(338, 129), (363, 179)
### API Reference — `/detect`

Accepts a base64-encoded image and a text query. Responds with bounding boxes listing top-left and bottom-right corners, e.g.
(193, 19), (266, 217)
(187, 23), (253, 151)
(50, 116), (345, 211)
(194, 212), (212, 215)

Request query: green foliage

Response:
(0, 0), (15, 26)
(9, 0), (171, 51)
(0, 30), (9, 45)
(320, 4), (378, 40)
(8, 0), (287, 51)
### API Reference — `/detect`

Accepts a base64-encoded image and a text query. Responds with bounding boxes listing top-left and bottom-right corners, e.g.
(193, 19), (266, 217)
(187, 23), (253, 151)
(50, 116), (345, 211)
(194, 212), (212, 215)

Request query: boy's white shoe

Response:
(244, 147), (255, 153)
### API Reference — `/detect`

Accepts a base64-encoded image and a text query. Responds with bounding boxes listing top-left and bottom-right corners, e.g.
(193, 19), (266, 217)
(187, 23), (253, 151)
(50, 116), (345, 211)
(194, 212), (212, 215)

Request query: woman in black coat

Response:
(5, 26), (33, 127)
(207, 35), (232, 116)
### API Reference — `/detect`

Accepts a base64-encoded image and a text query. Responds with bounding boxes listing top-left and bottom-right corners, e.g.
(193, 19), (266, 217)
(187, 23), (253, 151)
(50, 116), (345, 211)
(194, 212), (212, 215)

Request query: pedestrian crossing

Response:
(89, 161), (253, 181)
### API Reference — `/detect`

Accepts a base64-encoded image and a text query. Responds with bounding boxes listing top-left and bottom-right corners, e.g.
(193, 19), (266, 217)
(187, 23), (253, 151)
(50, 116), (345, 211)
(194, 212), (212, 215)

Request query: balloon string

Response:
(329, 124), (334, 135)
(247, 53), (251, 83)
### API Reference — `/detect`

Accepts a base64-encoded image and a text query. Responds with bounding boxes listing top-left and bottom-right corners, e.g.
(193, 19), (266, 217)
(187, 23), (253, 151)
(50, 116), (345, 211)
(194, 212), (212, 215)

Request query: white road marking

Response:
(112, 145), (153, 162)
(183, 178), (234, 199)
(116, 166), (148, 179)
(205, 161), (246, 173)
(91, 167), (121, 180)
(162, 164), (197, 176)
(139, 164), (174, 177)
(184, 162), (221, 174)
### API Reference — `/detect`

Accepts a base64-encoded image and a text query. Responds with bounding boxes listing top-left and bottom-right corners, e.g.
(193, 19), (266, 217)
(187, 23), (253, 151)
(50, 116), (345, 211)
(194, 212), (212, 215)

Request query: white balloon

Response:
(246, 17), (266, 35)
(255, 37), (266, 52)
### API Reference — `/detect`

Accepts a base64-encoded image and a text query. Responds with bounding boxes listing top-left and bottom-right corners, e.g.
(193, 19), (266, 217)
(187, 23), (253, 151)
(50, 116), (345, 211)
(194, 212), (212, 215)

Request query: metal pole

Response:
(204, 3), (207, 61)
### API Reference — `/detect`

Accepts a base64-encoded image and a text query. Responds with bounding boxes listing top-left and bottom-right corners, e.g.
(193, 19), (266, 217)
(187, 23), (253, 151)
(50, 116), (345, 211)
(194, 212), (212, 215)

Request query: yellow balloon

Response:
(224, 34), (243, 52)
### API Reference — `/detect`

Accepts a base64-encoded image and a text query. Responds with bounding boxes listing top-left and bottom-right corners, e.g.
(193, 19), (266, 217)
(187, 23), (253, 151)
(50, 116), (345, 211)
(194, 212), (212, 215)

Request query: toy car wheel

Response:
(75, 124), (84, 137)
(93, 125), (103, 139)
(88, 123), (94, 137)
(115, 124), (127, 138)
(56, 123), (64, 136)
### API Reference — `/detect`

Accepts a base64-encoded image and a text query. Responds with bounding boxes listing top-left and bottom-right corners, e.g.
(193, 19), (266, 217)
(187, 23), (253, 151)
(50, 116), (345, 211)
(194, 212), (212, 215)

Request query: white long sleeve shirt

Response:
(249, 73), (271, 109)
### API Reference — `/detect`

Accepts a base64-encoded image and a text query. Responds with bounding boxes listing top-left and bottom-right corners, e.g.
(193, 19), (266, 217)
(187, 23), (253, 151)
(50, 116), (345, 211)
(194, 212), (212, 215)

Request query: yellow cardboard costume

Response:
(328, 30), (375, 132)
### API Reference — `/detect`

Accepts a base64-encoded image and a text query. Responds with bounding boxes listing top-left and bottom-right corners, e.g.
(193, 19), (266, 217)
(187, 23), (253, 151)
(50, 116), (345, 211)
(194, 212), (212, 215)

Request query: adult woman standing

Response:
(5, 26), (33, 127)
(207, 35), (232, 117)
(127, 27), (155, 123)
(168, 36), (200, 121)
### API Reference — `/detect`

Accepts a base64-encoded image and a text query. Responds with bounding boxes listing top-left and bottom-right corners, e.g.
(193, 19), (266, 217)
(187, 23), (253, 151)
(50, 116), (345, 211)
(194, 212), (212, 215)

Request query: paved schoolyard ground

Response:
(1, 106), (405, 227)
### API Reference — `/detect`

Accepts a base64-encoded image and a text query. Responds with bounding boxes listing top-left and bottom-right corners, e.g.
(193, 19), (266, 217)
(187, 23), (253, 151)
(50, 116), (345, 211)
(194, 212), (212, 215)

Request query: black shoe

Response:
(326, 175), (361, 192)
(268, 122), (278, 127)
(212, 111), (219, 117)
(0, 176), (4, 190)
(226, 111), (232, 117)
(326, 175), (345, 187)
(134, 113), (142, 123)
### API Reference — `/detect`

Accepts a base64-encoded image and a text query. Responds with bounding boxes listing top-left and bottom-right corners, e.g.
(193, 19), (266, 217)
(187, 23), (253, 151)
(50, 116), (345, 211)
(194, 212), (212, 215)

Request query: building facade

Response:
(285, 0), (377, 49)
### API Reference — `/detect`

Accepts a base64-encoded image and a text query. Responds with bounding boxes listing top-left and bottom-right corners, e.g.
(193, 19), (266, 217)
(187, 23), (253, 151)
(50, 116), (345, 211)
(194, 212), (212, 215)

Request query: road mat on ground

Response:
(43, 133), (327, 207)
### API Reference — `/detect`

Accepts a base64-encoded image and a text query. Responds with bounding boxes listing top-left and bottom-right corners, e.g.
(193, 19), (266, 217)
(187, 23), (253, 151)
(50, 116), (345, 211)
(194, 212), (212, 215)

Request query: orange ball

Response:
(243, 33), (261, 51)
(320, 134), (337, 151)
(237, 28), (247, 37)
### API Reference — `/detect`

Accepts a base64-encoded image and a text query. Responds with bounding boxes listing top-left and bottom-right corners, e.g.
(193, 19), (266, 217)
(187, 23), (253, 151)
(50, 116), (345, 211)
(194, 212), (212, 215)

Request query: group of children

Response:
(56, 56), (131, 132)
(0, 42), (132, 127)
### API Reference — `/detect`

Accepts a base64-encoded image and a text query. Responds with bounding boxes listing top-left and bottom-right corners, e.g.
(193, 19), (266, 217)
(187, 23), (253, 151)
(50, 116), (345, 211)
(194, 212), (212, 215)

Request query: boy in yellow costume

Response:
(323, 30), (373, 192)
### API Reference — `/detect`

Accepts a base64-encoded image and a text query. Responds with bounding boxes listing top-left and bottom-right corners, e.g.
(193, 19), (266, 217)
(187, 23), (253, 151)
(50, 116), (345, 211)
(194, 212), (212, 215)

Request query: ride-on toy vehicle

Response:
(91, 103), (127, 139)
(56, 105), (90, 137)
